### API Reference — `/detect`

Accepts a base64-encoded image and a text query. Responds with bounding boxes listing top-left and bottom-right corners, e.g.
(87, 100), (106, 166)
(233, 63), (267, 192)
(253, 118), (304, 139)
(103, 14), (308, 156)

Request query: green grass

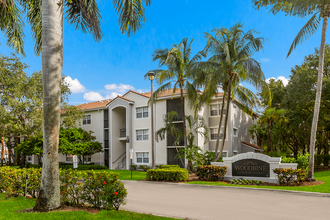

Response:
(0, 194), (176, 220)
(94, 170), (146, 181)
(187, 170), (330, 193)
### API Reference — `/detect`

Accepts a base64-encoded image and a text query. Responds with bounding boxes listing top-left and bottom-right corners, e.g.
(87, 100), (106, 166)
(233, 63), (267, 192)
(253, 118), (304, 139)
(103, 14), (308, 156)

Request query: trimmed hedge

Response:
(230, 179), (263, 185)
(146, 168), (189, 181)
(196, 165), (227, 181)
(25, 163), (107, 170)
(138, 165), (150, 172)
(0, 167), (126, 210)
(155, 165), (180, 169)
(315, 154), (330, 167)
(273, 168), (306, 185)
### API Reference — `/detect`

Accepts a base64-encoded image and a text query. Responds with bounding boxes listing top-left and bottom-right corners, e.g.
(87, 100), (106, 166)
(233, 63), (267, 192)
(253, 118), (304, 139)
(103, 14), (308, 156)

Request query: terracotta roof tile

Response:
(75, 99), (111, 111)
(242, 141), (262, 150)
(123, 90), (150, 98)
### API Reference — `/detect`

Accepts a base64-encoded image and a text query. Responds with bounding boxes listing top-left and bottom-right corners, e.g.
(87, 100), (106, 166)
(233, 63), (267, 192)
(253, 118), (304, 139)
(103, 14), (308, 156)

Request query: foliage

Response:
(296, 153), (310, 170)
(196, 165), (227, 181)
(60, 103), (85, 128)
(273, 168), (307, 185)
(138, 165), (150, 172)
(203, 151), (223, 165)
(229, 179), (263, 185)
(0, 167), (127, 210)
(281, 156), (296, 163)
(16, 135), (43, 164)
(315, 154), (330, 167)
(155, 165), (180, 169)
(146, 168), (189, 182)
(130, 165), (137, 170)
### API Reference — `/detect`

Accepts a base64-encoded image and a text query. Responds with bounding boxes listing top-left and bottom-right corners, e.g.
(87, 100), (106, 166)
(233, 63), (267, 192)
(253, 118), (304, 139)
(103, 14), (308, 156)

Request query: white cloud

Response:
(104, 83), (135, 93)
(266, 76), (289, 86)
(83, 92), (105, 101)
(106, 92), (121, 99)
(260, 58), (270, 63)
(64, 76), (86, 94)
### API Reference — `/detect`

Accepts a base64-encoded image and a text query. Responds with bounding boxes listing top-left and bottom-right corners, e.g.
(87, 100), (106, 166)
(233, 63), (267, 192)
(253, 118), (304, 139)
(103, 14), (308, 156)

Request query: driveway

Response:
(122, 181), (330, 220)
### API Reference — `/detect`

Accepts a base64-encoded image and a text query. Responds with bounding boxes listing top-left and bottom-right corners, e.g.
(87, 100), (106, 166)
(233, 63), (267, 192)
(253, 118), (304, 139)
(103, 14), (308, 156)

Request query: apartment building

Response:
(56, 89), (261, 169)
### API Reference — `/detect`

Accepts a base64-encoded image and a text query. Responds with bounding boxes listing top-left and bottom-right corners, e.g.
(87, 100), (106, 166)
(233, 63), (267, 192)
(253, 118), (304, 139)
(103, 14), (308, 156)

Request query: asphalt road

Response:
(121, 181), (330, 220)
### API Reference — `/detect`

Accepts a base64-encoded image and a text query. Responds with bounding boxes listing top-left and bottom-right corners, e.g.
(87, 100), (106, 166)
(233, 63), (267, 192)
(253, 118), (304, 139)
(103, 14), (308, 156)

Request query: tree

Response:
(16, 134), (43, 165)
(253, 0), (330, 181)
(156, 111), (185, 167)
(148, 37), (205, 155)
(2, 0), (152, 211)
(61, 103), (85, 129)
(191, 23), (266, 161)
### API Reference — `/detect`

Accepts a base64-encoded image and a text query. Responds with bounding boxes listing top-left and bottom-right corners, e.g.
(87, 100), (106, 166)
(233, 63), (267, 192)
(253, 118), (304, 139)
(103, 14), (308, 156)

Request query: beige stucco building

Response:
(22, 89), (260, 169)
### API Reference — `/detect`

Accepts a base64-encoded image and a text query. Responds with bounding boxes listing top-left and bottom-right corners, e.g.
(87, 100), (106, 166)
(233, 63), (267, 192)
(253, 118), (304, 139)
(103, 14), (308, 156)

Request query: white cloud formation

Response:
(64, 76), (86, 94)
(106, 92), (121, 99)
(260, 58), (270, 63)
(83, 92), (105, 101)
(104, 83), (135, 93)
(266, 76), (289, 86)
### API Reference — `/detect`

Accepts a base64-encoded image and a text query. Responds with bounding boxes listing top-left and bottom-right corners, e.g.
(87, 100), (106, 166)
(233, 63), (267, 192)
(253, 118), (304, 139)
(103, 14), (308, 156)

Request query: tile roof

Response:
(242, 141), (262, 150)
(75, 99), (112, 111)
(142, 89), (209, 98)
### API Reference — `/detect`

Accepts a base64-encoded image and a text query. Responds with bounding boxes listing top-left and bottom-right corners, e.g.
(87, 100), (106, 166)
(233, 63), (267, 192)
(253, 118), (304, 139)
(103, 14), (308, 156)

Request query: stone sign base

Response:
(211, 152), (297, 183)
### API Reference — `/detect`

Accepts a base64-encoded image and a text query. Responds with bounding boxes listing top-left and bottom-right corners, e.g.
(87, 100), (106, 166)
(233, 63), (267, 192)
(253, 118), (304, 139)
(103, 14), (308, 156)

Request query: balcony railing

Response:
(119, 128), (126, 138)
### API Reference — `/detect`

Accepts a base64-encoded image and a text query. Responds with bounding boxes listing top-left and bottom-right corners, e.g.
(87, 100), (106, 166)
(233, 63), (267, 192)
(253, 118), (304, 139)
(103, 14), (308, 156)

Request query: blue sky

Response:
(0, 0), (326, 104)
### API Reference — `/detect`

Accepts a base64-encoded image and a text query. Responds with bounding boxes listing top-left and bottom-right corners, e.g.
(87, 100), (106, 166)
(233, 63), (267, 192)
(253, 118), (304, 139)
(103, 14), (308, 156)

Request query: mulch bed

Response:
(16, 205), (101, 214)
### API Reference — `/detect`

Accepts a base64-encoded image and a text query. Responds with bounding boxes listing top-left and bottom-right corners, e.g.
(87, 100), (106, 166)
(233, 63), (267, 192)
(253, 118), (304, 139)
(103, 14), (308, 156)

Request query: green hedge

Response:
(146, 168), (189, 181)
(315, 154), (330, 167)
(25, 163), (107, 170)
(273, 168), (306, 185)
(196, 165), (227, 181)
(155, 165), (180, 169)
(0, 167), (126, 210)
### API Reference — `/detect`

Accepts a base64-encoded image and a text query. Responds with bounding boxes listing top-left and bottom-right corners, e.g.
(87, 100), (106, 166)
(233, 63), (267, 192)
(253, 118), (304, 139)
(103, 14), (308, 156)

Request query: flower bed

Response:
(196, 165), (227, 181)
(0, 167), (126, 210)
(273, 168), (306, 186)
(25, 163), (108, 170)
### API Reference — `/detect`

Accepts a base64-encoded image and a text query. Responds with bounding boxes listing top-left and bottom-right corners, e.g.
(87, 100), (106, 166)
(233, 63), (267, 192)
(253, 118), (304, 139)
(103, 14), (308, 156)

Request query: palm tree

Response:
(147, 37), (206, 152)
(156, 111), (185, 167)
(191, 23), (267, 161)
(253, 0), (329, 182)
(1, 0), (151, 212)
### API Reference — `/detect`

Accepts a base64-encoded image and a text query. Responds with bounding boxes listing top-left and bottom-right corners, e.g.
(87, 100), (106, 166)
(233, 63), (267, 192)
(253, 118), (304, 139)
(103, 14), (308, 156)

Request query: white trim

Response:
(135, 106), (149, 119)
(135, 151), (150, 165)
(135, 128), (149, 141)
(209, 126), (228, 141)
(233, 127), (238, 137)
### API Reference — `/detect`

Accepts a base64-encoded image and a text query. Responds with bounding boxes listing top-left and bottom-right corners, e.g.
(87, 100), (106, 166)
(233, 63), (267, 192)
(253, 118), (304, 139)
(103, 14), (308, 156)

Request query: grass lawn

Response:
(187, 170), (330, 193)
(0, 194), (176, 220)
(94, 169), (146, 181)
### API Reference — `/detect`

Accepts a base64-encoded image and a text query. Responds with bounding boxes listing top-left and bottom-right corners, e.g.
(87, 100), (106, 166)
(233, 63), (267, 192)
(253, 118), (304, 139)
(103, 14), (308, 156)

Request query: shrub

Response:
(315, 154), (330, 167)
(273, 168), (306, 185)
(155, 165), (180, 169)
(146, 168), (189, 181)
(296, 153), (309, 170)
(0, 167), (127, 210)
(196, 165), (227, 181)
(229, 178), (263, 185)
(24, 163), (108, 170)
(138, 165), (150, 172)
(281, 156), (296, 163)
(130, 165), (137, 170)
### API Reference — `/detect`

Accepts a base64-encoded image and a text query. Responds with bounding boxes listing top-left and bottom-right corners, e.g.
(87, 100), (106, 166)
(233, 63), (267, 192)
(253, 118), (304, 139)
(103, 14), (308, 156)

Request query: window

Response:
(83, 155), (92, 162)
(26, 155), (32, 162)
(66, 154), (73, 162)
(136, 107), (148, 118)
(83, 115), (91, 125)
(210, 127), (226, 140)
(136, 152), (149, 163)
(136, 129), (149, 141)
(233, 151), (238, 156)
(222, 151), (228, 157)
(233, 128), (238, 137)
(210, 103), (227, 116)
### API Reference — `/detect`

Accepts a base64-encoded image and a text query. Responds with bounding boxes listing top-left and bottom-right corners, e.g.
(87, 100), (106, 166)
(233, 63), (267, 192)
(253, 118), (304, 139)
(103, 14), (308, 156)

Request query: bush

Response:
(146, 168), (189, 181)
(25, 163), (108, 170)
(273, 168), (306, 185)
(196, 165), (227, 181)
(0, 167), (127, 210)
(130, 165), (137, 170)
(229, 178), (263, 185)
(296, 153), (309, 170)
(315, 154), (330, 167)
(138, 165), (150, 172)
(155, 165), (180, 169)
(281, 156), (296, 163)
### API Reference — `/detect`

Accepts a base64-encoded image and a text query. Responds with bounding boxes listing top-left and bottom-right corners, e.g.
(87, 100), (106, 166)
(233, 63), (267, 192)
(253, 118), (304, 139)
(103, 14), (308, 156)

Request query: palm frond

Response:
(287, 12), (321, 57)
(112, 0), (151, 37)
(65, 0), (104, 42)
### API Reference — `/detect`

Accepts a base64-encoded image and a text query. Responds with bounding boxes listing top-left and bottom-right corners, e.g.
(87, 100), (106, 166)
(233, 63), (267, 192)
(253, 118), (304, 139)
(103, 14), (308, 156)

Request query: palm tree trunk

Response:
(326, 131), (329, 155)
(213, 93), (226, 161)
(307, 12), (328, 181)
(34, 0), (63, 211)
(180, 84), (190, 170)
(1, 137), (4, 166)
(215, 76), (233, 161)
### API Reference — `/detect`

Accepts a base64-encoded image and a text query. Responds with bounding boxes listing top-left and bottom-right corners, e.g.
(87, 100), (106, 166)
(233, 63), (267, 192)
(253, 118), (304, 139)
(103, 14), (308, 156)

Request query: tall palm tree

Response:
(191, 23), (267, 161)
(2, 0), (151, 212)
(253, 0), (329, 181)
(147, 37), (206, 152)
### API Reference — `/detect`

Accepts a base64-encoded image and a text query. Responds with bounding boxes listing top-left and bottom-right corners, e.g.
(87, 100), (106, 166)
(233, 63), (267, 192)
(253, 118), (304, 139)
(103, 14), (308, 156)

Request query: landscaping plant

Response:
(273, 168), (306, 186)
(196, 165), (227, 181)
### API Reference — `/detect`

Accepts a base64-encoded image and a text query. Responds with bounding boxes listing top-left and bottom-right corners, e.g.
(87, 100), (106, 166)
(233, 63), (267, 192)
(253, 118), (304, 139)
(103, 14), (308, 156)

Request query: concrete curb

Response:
(120, 207), (192, 220)
(122, 180), (330, 198)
